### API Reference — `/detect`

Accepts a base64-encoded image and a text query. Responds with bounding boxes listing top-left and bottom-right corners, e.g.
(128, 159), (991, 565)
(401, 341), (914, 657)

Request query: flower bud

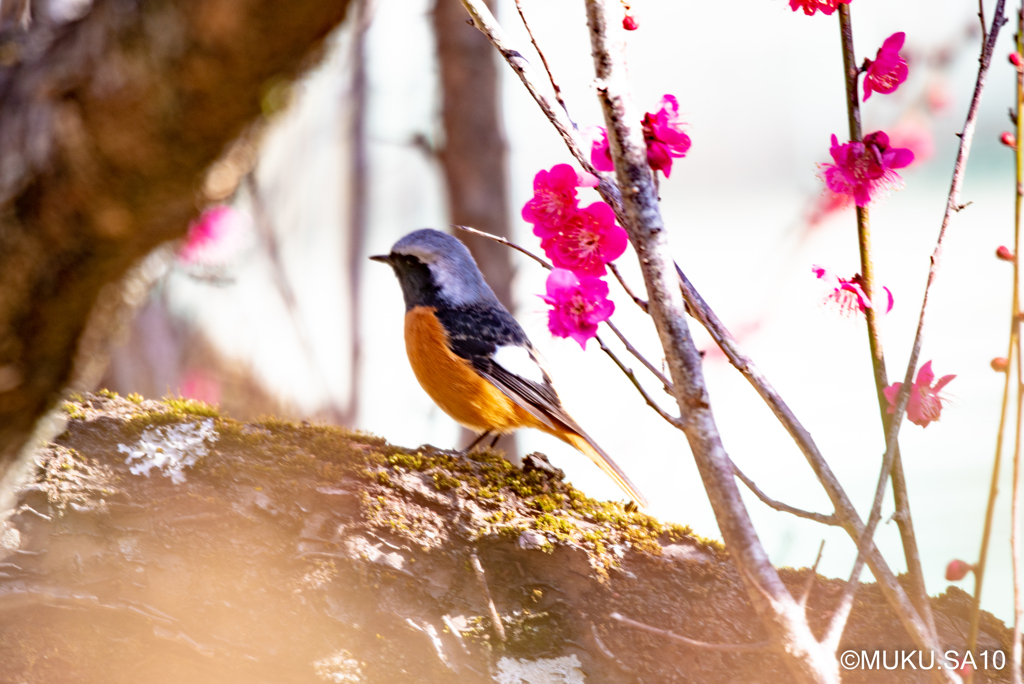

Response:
(997, 245), (1015, 262)
(945, 559), (973, 581)
(1011, 52), (1023, 68)
(1002, 132), (1017, 149)
(991, 357), (1009, 372)
(622, 13), (639, 30)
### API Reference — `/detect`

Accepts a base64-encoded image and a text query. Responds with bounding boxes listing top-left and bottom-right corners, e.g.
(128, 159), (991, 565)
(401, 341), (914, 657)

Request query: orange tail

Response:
(560, 430), (649, 508)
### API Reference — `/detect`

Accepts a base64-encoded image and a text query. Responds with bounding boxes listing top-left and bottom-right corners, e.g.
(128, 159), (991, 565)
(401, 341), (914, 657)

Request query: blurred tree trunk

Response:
(342, 0), (374, 429)
(0, 0), (353, 489)
(432, 0), (517, 457)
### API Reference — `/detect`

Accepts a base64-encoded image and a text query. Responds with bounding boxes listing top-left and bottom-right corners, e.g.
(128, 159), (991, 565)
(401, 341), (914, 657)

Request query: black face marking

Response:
(386, 253), (442, 311)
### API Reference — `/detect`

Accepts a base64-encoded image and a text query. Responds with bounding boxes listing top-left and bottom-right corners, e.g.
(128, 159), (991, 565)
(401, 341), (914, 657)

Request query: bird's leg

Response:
(463, 430), (492, 453)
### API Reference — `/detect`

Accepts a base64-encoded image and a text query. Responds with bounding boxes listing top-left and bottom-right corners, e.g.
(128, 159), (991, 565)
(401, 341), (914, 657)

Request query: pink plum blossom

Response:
(863, 32), (908, 101)
(589, 95), (691, 177)
(642, 95), (691, 177)
(178, 205), (250, 265)
(541, 269), (615, 349)
(589, 127), (615, 173)
(788, 0), (847, 16)
(521, 164), (597, 231)
(812, 265), (893, 317)
(534, 201), (628, 277)
(884, 360), (956, 428)
(822, 131), (914, 207)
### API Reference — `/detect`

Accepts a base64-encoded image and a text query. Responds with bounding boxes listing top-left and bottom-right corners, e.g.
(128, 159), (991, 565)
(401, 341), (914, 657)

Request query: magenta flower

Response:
(812, 265), (892, 317)
(789, 0), (846, 16)
(521, 164), (597, 231)
(822, 131), (914, 207)
(884, 361), (956, 428)
(178, 205), (249, 265)
(589, 127), (615, 173)
(642, 95), (691, 177)
(535, 201), (628, 277)
(863, 32), (908, 101)
(945, 559), (973, 581)
(541, 269), (615, 349)
(588, 95), (691, 178)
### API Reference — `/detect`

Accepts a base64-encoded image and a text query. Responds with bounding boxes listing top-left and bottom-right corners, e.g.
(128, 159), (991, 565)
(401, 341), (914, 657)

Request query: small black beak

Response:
(369, 254), (392, 264)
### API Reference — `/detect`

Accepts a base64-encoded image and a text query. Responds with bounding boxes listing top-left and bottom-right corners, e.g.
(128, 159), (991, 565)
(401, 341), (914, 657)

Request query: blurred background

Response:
(97, 0), (1018, 622)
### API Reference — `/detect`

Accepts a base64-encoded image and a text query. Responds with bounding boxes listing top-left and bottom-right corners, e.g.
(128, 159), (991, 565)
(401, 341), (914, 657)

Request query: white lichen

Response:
(495, 655), (585, 684)
(117, 419), (218, 484)
(313, 651), (363, 683)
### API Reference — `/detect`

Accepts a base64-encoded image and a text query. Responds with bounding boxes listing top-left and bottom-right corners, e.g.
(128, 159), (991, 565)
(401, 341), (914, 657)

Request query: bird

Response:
(371, 228), (648, 508)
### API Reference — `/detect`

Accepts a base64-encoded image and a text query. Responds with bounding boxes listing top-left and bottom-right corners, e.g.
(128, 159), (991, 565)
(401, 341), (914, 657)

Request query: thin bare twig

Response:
(1004, 11), (1022, 684)
(979, 0), (988, 44)
(609, 612), (772, 652)
(462, 0), (948, 671)
(732, 463), (838, 526)
(452, 224), (552, 269)
(602, 319), (672, 391)
(513, 0), (569, 116)
(453, 224), (673, 392)
(608, 262), (648, 313)
(837, 2), (935, 639)
(597, 335), (682, 429)
(800, 541), (826, 608)
(846, 2), (1006, 673)
(470, 552), (506, 642)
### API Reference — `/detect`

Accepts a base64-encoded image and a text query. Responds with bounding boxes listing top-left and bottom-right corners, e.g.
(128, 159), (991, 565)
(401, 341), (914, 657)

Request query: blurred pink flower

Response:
(589, 94), (691, 177)
(945, 559), (973, 581)
(926, 80), (952, 113)
(997, 245), (1015, 262)
(178, 205), (250, 265)
(623, 12), (639, 30)
(887, 118), (934, 165)
(535, 201), (628, 277)
(642, 95), (691, 177)
(812, 265), (893, 317)
(822, 131), (914, 207)
(863, 32), (908, 101)
(181, 369), (221, 406)
(884, 360), (956, 428)
(807, 189), (852, 227)
(541, 269), (615, 349)
(521, 164), (597, 230)
(1002, 131), (1017, 149)
(788, 0), (846, 16)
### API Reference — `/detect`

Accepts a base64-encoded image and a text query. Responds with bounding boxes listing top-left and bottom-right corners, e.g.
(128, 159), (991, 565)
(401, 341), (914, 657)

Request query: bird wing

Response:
(435, 304), (648, 507)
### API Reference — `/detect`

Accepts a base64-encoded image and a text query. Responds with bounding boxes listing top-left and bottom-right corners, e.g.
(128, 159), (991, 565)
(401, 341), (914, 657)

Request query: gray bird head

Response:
(370, 229), (500, 310)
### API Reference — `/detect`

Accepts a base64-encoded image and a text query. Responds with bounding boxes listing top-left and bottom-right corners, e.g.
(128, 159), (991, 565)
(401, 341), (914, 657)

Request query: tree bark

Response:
(1, 393), (1013, 683)
(432, 0), (517, 455)
(0, 0), (354, 487)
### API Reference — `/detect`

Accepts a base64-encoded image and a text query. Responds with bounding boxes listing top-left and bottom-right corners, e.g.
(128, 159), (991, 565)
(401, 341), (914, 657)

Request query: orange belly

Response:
(404, 306), (544, 434)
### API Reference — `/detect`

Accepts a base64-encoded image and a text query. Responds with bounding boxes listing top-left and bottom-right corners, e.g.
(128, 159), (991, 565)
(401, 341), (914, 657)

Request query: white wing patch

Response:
(492, 345), (546, 385)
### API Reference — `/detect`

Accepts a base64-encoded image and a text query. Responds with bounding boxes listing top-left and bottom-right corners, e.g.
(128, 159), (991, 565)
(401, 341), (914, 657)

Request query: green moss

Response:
(162, 396), (219, 418)
(97, 389), (118, 399)
(62, 402), (86, 420)
(126, 393), (144, 405)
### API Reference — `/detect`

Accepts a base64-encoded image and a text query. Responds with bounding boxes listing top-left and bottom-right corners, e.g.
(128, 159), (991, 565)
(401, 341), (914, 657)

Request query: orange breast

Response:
(404, 306), (543, 434)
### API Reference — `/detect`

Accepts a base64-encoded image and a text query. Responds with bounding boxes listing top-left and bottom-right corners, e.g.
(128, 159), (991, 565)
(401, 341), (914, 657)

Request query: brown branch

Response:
(461, 0), (949, 671)
(800, 541), (826, 609)
(837, 2), (935, 640)
(608, 262), (649, 313)
(513, 0), (569, 116)
(0, 0), (353, 490)
(732, 463), (838, 526)
(452, 224), (552, 269)
(469, 552), (506, 642)
(596, 335), (682, 429)
(452, 224), (673, 393)
(609, 613), (773, 652)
